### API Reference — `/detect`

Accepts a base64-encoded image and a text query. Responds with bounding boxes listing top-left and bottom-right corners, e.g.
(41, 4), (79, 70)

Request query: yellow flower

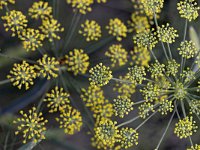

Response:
(94, 118), (119, 148)
(157, 23), (179, 43)
(177, 0), (200, 21)
(96, 0), (107, 3)
(28, 1), (52, 19)
(56, 106), (83, 135)
(20, 28), (45, 51)
(189, 100), (200, 115)
(13, 107), (48, 143)
(44, 86), (70, 113)
(79, 20), (102, 41)
(0, 0), (15, 9)
(106, 18), (127, 41)
(2, 10), (28, 37)
(140, 0), (164, 16)
(130, 46), (150, 67)
(166, 59), (180, 77)
(148, 61), (165, 79)
(127, 66), (146, 84)
(127, 13), (150, 33)
(66, 0), (94, 14)
(105, 44), (128, 67)
(187, 144), (200, 150)
(178, 40), (198, 59)
(113, 75), (136, 98)
(89, 63), (113, 87)
(113, 96), (134, 118)
(7, 61), (36, 90)
(81, 85), (105, 107)
(158, 99), (174, 115)
(133, 28), (158, 50)
(65, 49), (90, 75)
(119, 128), (139, 149)
(40, 18), (64, 42)
(174, 116), (198, 139)
(35, 54), (59, 80)
(138, 102), (155, 119)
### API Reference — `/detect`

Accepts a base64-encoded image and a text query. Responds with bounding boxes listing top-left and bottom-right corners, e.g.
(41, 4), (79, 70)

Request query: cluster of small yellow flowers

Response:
(106, 18), (127, 41)
(138, 102), (155, 119)
(187, 144), (200, 150)
(66, 0), (94, 14)
(119, 128), (139, 149)
(92, 101), (114, 118)
(130, 46), (150, 67)
(94, 118), (119, 148)
(174, 116), (198, 139)
(157, 23), (179, 43)
(105, 44), (128, 67)
(28, 1), (52, 19)
(166, 59), (180, 77)
(19, 28), (45, 51)
(158, 99), (174, 115)
(65, 49), (90, 75)
(81, 85), (105, 108)
(13, 107), (48, 143)
(113, 96), (134, 118)
(177, 0), (200, 21)
(189, 100), (200, 115)
(7, 61), (36, 90)
(0, 0), (15, 9)
(35, 54), (59, 80)
(79, 20), (102, 42)
(56, 106), (83, 135)
(2, 10), (28, 37)
(127, 13), (150, 33)
(140, 82), (160, 102)
(133, 29), (158, 50)
(40, 18), (64, 42)
(127, 66), (146, 84)
(140, 0), (164, 16)
(89, 63), (113, 87)
(181, 68), (195, 83)
(155, 76), (171, 91)
(148, 61), (165, 79)
(44, 87), (70, 113)
(113, 75), (136, 98)
(178, 40), (198, 59)
(174, 82), (187, 100)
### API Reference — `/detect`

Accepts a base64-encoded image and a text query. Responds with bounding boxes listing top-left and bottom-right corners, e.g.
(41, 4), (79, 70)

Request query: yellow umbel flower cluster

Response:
(79, 20), (102, 42)
(105, 44), (128, 67)
(158, 99), (174, 115)
(119, 127), (139, 149)
(127, 66), (146, 84)
(166, 59), (180, 77)
(7, 61), (36, 90)
(130, 46), (150, 67)
(113, 75), (136, 98)
(189, 100), (200, 115)
(13, 107), (48, 143)
(56, 106), (83, 135)
(133, 29), (158, 50)
(20, 28), (45, 51)
(138, 102), (155, 119)
(0, 0), (15, 9)
(2, 10), (28, 37)
(106, 18), (127, 41)
(44, 87), (70, 113)
(65, 49), (90, 75)
(140, 0), (164, 16)
(113, 96), (134, 118)
(94, 118), (119, 148)
(28, 1), (52, 19)
(148, 61), (165, 79)
(177, 0), (200, 21)
(35, 54), (59, 80)
(40, 18), (64, 42)
(89, 63), (113, 87)
(174, 116), (198, 139)
(127, 13), (150, 33)
(157, 23), (179, 43)
(178, 40), (198, 59)
(66, 0), (94, 14)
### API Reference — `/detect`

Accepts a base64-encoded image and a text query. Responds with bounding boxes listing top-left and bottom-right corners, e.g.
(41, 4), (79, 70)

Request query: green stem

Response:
(117, 116), (140, 128)
(0, 79), (10, 85)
